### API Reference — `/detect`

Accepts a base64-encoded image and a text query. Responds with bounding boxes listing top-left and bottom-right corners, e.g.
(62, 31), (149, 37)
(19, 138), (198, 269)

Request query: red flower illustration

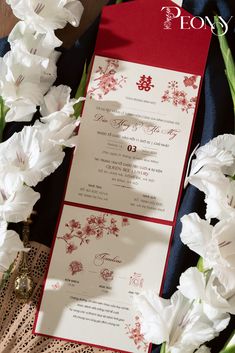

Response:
(69, 261), (83, 275)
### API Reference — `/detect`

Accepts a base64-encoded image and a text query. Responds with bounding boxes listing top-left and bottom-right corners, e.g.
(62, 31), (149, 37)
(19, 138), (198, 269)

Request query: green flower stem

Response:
(0, 96), (7, 142)
(219, 330), (235, 353)
(74, 61), (91, 118)
(116, 0), (123, 3)
(214, 16), (235, 131)
(160, 342), (166, 353)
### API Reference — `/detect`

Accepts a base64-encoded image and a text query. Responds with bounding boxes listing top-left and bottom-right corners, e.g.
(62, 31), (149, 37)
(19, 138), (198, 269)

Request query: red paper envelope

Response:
(34, 3), (212, 353)
(95, 0), (211, 75)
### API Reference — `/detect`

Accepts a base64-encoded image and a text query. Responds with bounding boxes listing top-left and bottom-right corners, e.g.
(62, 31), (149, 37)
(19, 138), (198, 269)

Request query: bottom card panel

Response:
(34, 205), (172, 353)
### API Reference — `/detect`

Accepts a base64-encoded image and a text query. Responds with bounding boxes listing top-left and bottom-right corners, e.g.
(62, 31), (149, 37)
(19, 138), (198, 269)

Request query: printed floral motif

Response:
(69, 260), (83, 275)
(100, 268), (114, 282)
(87, 59), (127, 100)
(57, 214), (129, 251)
(129, 273), (144, 288)
(161, 78), (198, 113)
(125, 316), (149, 351)
(136, 75), (154, 92)
(183, 75), (198, 89)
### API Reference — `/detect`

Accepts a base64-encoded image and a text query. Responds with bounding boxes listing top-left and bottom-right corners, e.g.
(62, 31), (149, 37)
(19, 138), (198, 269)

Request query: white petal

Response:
(178, 267), (206, 301)
(180, 213), (213, 258)
(41, 85), (72, 116)
(0, 229), (29, 271)
(134, 291), (170, 344)
(0, 184), (40, 223)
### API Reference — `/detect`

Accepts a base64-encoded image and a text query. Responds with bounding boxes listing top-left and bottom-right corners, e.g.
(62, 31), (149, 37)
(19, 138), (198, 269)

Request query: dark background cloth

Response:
(0, 0), (234, 351)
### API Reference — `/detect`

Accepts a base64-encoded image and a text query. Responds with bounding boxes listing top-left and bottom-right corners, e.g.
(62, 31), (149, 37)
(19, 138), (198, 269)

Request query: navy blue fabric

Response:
(0, 0), (234, 351)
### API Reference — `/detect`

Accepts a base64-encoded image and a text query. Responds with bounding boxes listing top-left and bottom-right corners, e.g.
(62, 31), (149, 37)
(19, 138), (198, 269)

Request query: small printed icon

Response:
(136, 75), (154, 92)
(122, 217), (129, 227)
(100, 268), (114, 282)
(69, 261), (83, 275)
(51, 282), (61, 290)
(129, 273), (144, 288)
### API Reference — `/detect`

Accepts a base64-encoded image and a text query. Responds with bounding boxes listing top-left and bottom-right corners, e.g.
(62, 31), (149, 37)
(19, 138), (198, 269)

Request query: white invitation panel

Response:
(35, 205), (172, 353)
(66, 56), (200, 222)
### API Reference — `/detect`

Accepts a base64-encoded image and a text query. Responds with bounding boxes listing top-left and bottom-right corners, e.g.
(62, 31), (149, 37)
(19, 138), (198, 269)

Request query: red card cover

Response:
(95, 0), (211, 75)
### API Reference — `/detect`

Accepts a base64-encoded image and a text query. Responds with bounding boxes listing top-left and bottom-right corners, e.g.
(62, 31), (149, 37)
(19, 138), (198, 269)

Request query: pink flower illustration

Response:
(87, 59), (127, 99)
(66, 242), (78, 254)
(69, 261), (83, 275)
(125, 317), (149, 351)
(162, 79), (198, 113)
(58, 213), (129, 250)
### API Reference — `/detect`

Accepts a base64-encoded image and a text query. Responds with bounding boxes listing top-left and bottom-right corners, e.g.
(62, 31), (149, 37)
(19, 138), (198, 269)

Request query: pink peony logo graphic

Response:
(57, 214), (129, 253)
(100, 268), (114, 282)
(161, 78), (198, 113)
(87, 59), (127, 100)
(125, 316), (149, 351)
(69, 261), (83, 275)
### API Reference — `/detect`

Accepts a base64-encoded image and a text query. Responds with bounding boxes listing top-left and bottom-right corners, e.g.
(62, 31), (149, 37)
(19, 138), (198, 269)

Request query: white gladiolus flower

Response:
(40, 85), (84, 117)
(0, 220), (30, 272)
(37, 85), (85, 147)
(0, 126), (65, 187)
(35, 112), (79, 147)
(0, 174), (40, 223)
(0, 50), (43, 122)
(181, 214), (235, 298)
(187, 166), (235, 220)
(188, 134), (235, 178)
(7, 0), (84, 33)
(39, 51), (60, 95)
(134, 290), (229, 353)
(9, 21), (62, 57)
(178, 268), (235, 315)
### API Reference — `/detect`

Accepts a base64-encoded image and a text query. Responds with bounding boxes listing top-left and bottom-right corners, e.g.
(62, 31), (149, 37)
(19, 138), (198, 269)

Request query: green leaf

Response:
(116, 0), (123, 3)
(73, 62), (88, 118)
(214, 16), (235, 129)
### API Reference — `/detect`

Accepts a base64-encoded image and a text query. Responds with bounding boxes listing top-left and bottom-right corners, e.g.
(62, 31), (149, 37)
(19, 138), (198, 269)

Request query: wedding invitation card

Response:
(66, 56), (201, 222)
(34, 0), (211, 352)
(35, 205), (172, 353)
